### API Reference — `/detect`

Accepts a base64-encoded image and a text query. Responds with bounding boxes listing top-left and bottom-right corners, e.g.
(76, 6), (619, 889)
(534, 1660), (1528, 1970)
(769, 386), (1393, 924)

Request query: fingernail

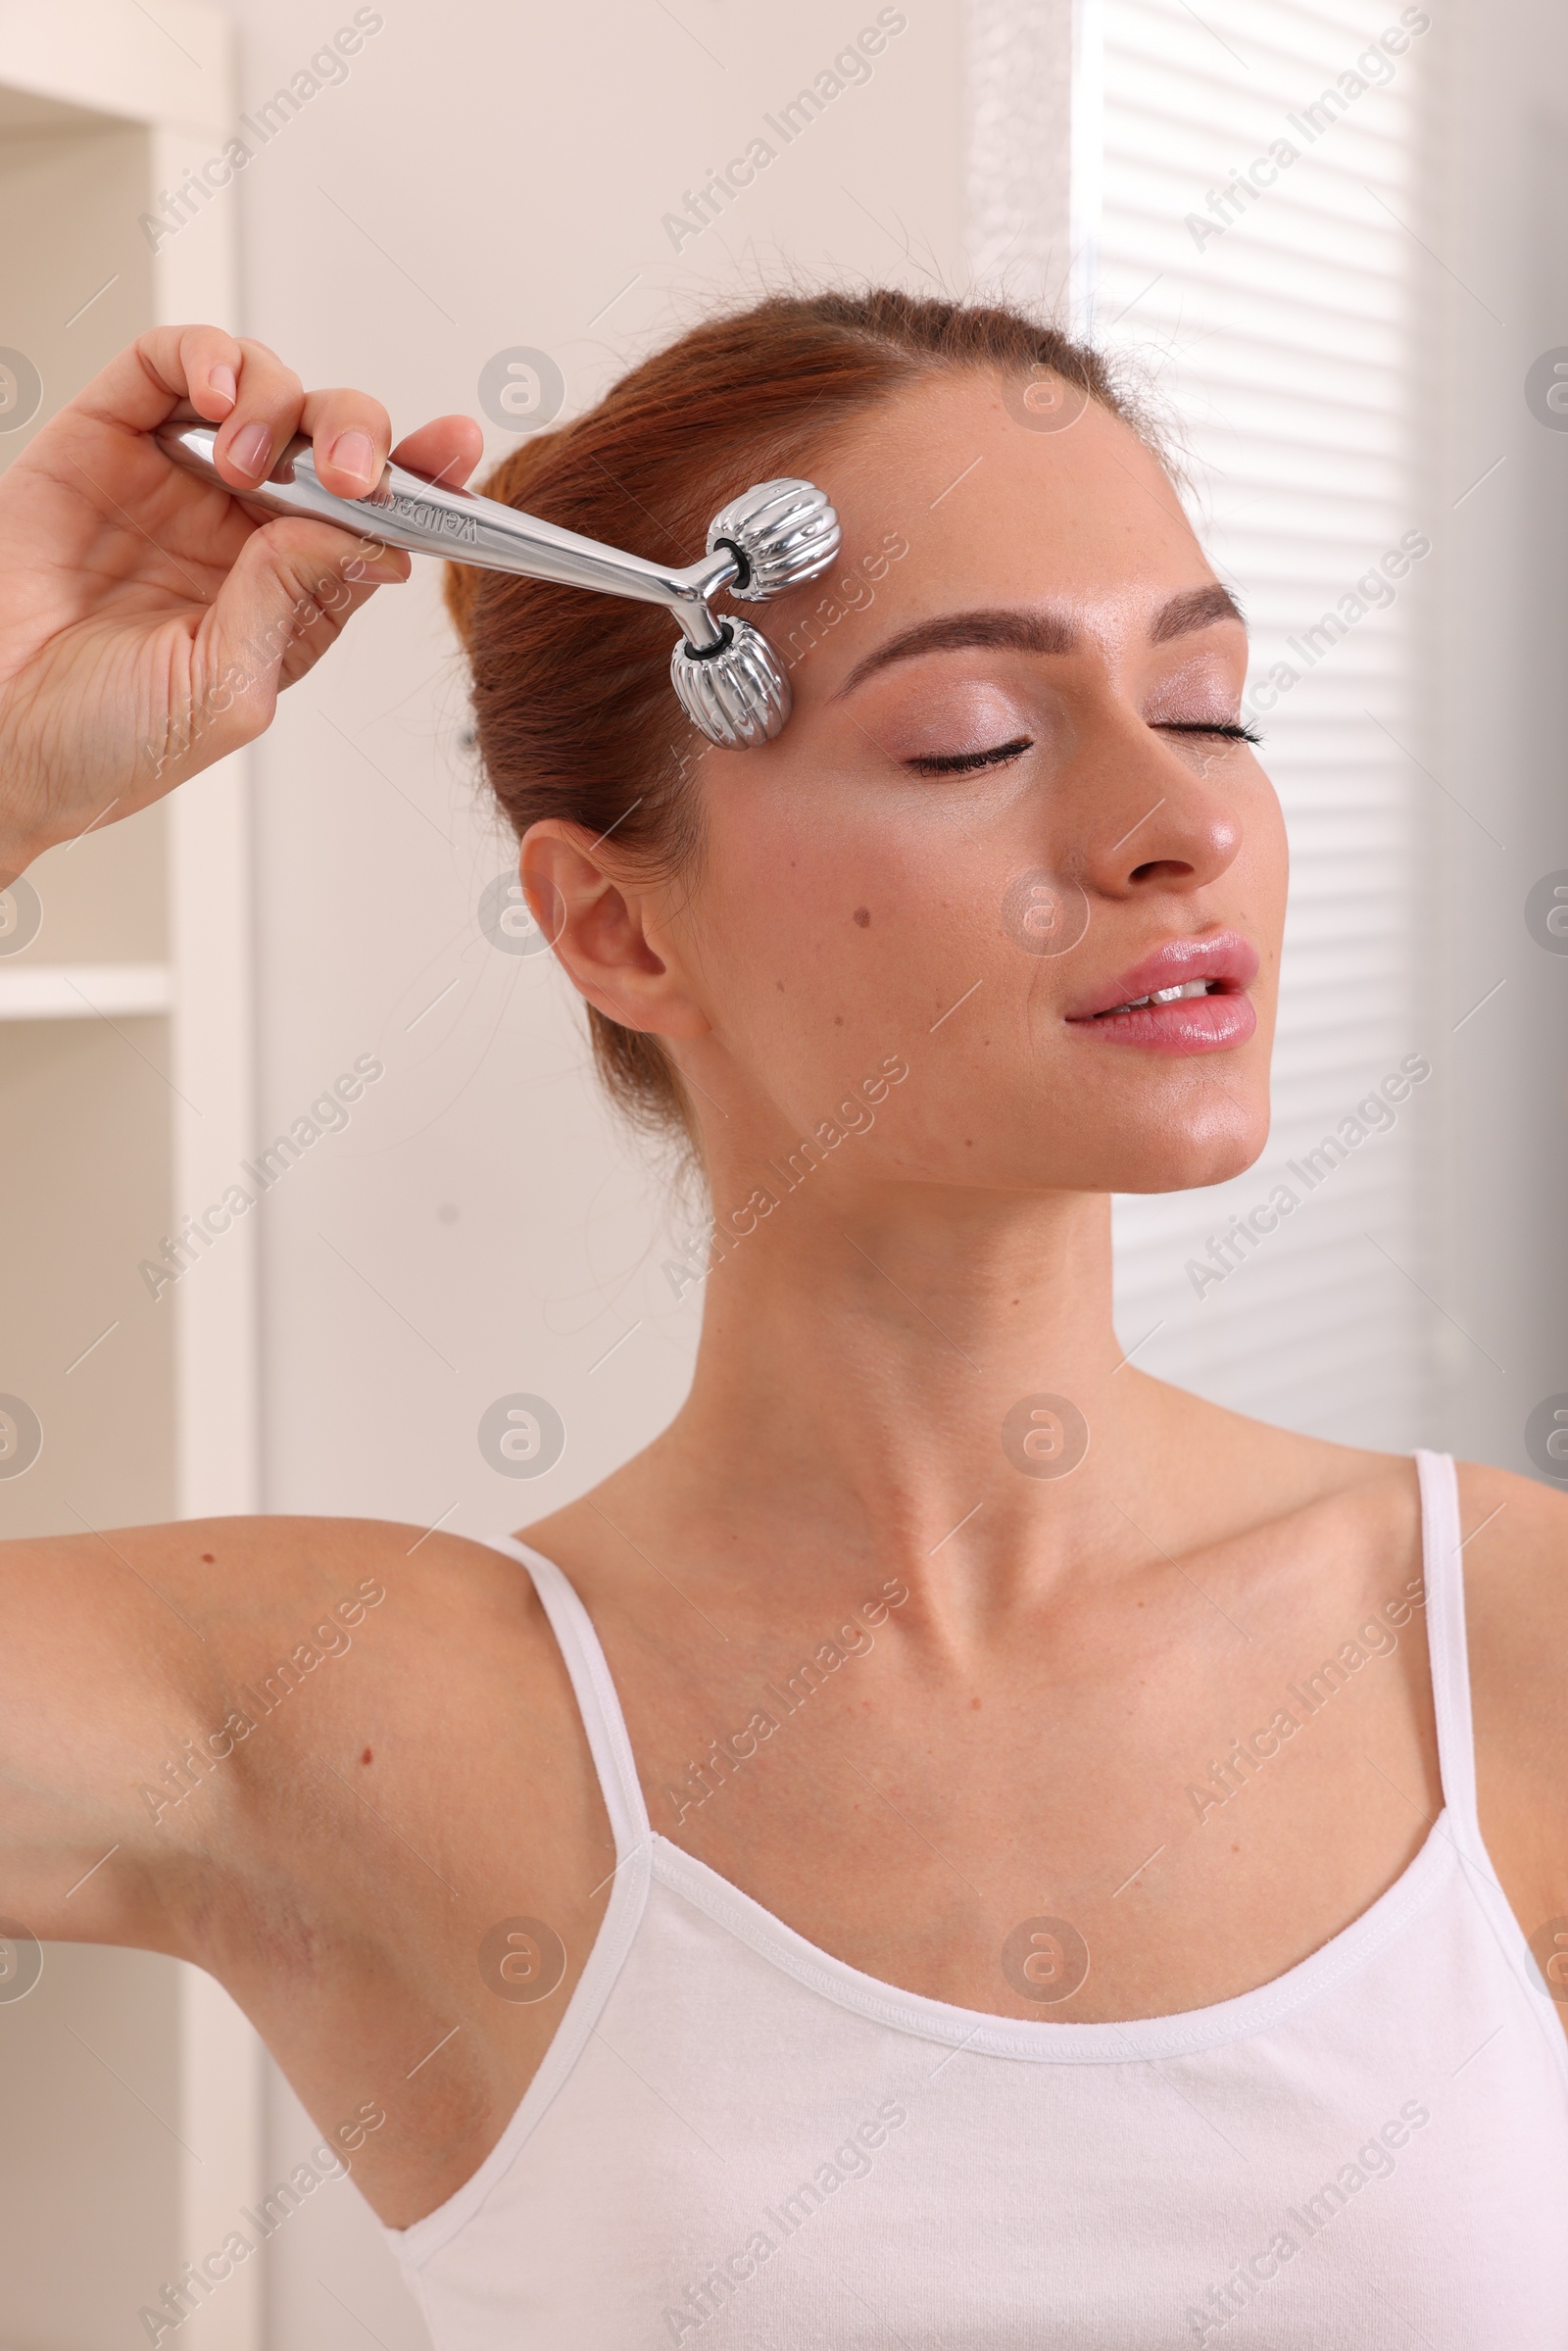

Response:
(228, 421), (272, 477)
(328, 430), (376, 490)
(207, 364), (237, 408)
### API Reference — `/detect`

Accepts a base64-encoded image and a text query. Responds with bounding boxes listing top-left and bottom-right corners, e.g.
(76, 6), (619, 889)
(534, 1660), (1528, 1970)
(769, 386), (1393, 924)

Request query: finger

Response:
(181, 516), (409, 752)
(388, 415), (486, 491)
(297, 384), (396, 500)
(75, 323), (253, 433)
(174, 326), (245, 421)
(207, 337), (309, 491)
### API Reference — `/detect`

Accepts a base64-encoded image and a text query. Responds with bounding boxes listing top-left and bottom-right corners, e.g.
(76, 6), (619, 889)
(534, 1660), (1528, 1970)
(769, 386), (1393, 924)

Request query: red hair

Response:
(446, 288), (1149, 1151)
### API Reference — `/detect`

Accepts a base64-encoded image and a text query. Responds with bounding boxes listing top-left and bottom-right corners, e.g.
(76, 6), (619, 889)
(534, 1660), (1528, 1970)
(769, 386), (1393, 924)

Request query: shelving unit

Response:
(0, 7), (263, 2347)
(0, 963), (173, 1018)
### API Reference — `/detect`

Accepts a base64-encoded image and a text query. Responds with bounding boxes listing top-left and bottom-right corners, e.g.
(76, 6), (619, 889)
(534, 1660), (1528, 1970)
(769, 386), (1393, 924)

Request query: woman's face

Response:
(641, 368), (1284, 1198)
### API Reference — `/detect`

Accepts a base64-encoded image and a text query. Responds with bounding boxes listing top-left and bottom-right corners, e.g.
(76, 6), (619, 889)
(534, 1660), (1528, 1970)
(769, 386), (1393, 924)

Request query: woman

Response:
(1, 292), (1565, 2347)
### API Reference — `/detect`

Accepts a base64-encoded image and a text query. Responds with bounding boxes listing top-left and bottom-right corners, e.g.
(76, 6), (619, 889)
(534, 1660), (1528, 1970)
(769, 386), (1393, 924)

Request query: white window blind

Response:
(1079, 0), (1437, 1446)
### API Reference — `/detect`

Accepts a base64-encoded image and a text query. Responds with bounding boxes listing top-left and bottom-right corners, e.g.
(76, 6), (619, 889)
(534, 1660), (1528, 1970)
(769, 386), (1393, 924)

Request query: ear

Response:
(519, 820), (710, 1041)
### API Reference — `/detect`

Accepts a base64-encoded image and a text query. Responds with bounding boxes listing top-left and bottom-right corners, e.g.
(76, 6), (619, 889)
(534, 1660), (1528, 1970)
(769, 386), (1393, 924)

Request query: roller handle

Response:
(152, 419), (735, 644)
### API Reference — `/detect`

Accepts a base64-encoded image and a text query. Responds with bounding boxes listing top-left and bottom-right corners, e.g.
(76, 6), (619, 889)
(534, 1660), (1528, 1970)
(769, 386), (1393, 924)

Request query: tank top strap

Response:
(1413, 1447), (1484, 1854)
(483, 1533), (652, 1863)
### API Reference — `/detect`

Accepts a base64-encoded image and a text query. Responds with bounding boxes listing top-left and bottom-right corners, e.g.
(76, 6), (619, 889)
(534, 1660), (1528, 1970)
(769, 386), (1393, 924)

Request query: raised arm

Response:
(0, 1517), (389, 1955)
(0, 336), (479, 1943)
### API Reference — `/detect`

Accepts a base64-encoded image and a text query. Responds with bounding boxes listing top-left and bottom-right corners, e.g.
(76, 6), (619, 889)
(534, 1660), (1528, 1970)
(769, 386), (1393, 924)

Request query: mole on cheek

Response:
(853, 906), (870, 928)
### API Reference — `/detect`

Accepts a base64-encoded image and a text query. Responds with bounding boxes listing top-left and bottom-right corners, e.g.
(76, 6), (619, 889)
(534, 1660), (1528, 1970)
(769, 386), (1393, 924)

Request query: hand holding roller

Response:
(154, 419), (841, 748)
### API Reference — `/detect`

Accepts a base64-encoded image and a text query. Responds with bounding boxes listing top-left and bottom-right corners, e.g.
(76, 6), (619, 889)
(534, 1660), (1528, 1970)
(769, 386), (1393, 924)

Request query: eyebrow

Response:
(829, 582), (1246, 698)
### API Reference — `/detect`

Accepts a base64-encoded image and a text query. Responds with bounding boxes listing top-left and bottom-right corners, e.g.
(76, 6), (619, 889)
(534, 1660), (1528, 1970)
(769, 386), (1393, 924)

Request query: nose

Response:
(1073, 722), (1245, 901)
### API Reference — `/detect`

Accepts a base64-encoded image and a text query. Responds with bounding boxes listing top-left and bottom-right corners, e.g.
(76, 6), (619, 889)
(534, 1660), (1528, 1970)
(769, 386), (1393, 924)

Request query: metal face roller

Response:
(154, 420), (840, 748)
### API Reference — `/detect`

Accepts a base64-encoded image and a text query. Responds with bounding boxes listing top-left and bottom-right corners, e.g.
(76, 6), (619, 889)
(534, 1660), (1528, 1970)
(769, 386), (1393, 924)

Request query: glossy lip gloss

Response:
(1064, 931), (1260, 1056)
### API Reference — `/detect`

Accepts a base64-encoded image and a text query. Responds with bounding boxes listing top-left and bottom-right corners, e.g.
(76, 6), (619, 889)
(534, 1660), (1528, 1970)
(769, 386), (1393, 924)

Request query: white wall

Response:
(228, 0), (964, 1524)
(214, 2), (966, 2340)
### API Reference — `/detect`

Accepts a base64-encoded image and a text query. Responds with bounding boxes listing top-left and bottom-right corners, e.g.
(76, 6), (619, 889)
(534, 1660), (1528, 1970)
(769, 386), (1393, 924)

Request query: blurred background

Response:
(0, 0), (1563, 2343)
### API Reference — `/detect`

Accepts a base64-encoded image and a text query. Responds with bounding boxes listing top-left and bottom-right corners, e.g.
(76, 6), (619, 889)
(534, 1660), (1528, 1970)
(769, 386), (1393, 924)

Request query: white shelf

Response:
(0, 959), (172, 1018)
(0, 8), (261, 2348)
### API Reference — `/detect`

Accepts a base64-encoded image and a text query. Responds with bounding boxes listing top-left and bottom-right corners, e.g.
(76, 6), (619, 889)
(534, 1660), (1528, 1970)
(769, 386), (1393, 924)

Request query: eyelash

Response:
(906, 735), (1034, 775)
(903, 717), (1262, 776)
(1159, 718), (1264, 746)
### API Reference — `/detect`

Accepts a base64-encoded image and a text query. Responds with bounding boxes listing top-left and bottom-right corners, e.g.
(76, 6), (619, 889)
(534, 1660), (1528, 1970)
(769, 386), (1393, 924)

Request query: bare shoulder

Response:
(1457, 1458), (1568, 1738)
(0, 1510), (615, 2223)
(152, 1511), (583, 1829)
(1453, 1454), (1568, 1567)
(1454, 1459), (1568, 1935)
(1142, 1373), (1420, 1557)
(165, 1509), (559, 1658)
(0, 1511), (577, 1951)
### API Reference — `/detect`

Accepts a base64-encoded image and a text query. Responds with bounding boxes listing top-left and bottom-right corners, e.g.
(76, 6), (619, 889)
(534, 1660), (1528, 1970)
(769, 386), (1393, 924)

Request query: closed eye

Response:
(1156, 718), (1263, 745)
(904, 734), (1035, 776)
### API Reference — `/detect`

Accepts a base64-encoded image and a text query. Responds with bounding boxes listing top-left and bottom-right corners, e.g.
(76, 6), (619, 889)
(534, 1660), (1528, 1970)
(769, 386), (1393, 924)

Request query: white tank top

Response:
(380, 1450), (1568, 2346)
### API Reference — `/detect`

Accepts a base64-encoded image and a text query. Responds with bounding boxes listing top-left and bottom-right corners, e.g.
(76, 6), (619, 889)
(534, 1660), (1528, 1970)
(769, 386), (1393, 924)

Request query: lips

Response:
(1065, 930), (1259, 1054)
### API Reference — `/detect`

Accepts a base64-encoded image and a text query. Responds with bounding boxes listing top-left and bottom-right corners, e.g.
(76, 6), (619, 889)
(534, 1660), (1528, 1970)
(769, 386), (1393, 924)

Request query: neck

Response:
(662, 1173), (1152, 1622)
